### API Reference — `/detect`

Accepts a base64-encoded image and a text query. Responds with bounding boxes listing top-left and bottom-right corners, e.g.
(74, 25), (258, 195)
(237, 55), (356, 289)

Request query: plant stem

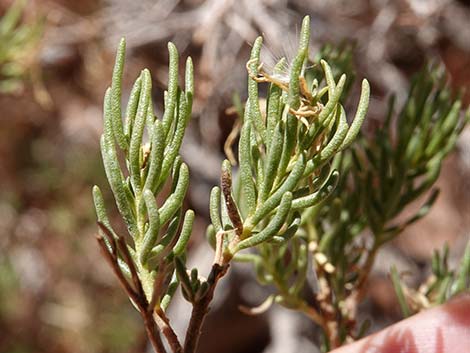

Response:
(298, 301), (326, 328)
(95, 224), (169, 353)
(155, 310), (183, 353)
(143, 311), (168, 353)
(183, 263), (228, 353)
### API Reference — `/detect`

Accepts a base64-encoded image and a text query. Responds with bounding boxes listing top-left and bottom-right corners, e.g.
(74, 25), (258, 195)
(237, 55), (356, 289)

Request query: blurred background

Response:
(0, 0), (469, 352)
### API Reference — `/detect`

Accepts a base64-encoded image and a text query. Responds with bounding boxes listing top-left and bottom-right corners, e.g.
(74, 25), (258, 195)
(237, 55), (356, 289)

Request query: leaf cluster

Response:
(392, 242), (470, 317)
(229, 40), (469, 350)
(93, 38), (194, 310)
(207, 17), (369, 262)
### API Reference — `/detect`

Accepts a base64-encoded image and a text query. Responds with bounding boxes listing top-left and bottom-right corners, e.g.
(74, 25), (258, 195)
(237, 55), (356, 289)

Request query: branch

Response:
(183, 232), (229, 353)
(147, 257), (183, 353)
(183, 263), (228, 353)
(96, 223), (168, 353)
(155, 308), (183, 353)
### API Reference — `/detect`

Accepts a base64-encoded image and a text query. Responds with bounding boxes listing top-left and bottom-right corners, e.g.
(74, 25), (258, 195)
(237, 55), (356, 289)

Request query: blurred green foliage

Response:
(0, 0), (43, 94)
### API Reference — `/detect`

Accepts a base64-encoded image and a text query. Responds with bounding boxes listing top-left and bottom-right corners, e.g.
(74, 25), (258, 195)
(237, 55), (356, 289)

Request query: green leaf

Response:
(158, 93), (191, 191)
(175, 256), (193, 302)
(340, 79), (370, 149)
(144, 120), (165, 193)
(161, 271), (179, 311)
(291, 170), (339, 210)
(251, 153), (306, 226)
(92, 186), (113, 234)
(259, 122), (284, 203)
(390, 266), (411, 318)
(159, 163), (189, 225)
(453, 242), (470, 295)
(139, 190), (161, 264)
(209, 186), (223, 232)
(101, 92), (136, 234)
(266, 62), (283, 146)
(124, 75), (142, 138)
(247, 36), (266, 141)
(172, 210), (195, 257)
(236, 192), (293, 251)
(239, 118), (257, 215)
(110, 38), (128, 150)
(162, 42), (179, 137)
(312, 105), (348, 166)
(287, 15), (310, 110)
(129, 69), (152, 196)
(185, 57), (194, 106)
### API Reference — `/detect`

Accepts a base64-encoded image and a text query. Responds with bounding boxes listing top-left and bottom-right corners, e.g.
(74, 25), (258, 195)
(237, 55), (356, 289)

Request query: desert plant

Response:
(272, 60), (470, 350)
(93, 15), (469, 353)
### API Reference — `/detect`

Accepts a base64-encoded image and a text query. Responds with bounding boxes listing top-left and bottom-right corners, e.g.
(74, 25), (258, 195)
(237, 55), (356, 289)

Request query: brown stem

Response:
(183, 263), (228, 353)
(300, 295), (340, 349)
(143, 310), (168, 353)
(323, 243), (379, 349)
(221, 162), (243, 239)
(305, 269), (342, 349)
(149, 260), (168, 311)
(182, 172), (239, 353)
(96, 223), (169, 353)
(298, 301), (327, 328)
(155, 309), (183, 353)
